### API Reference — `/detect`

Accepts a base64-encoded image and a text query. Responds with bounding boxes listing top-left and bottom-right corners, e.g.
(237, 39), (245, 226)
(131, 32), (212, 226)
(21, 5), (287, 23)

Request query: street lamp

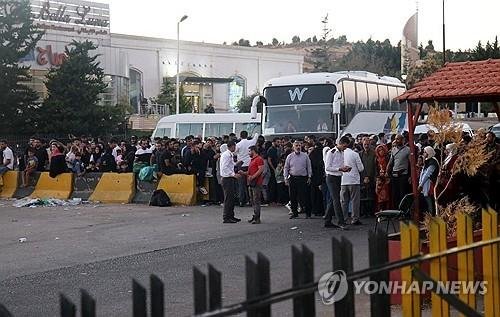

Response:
(176, 15), (188, 115)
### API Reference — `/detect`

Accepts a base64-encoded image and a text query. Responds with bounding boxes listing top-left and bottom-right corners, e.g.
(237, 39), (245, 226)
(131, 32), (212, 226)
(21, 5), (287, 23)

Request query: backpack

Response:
(138, 165), (155, 181)
(149, 189), (172, 207)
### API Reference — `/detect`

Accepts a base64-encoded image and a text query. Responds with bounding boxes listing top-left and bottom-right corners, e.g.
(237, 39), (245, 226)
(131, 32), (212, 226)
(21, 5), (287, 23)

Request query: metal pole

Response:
(442, 0), (446, 65)
(176, 21), (180, 115)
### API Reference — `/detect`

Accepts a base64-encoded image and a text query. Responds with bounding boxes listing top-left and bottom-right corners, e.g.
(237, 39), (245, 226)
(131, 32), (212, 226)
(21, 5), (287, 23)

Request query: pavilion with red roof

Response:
(396, 58), (500, 220)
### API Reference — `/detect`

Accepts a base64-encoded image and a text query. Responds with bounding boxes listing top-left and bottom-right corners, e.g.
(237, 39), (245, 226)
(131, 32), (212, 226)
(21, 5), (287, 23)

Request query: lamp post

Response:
(176, 15), (188, 115)
(442, 0), (446, 65)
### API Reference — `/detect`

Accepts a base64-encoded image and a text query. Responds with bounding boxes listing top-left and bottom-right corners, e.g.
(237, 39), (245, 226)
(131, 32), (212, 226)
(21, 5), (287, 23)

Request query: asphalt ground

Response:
(0, 201), (418, 316)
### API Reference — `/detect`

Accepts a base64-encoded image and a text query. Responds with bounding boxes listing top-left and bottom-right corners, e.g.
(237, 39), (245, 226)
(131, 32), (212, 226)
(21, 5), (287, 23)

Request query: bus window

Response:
(379, 85), (390, 110)
(342, 80), (356, 125)
(235, 123), (261, 136)
(396, 87), (406, 111)
(205, 123), (220, 137)
(367, 83), (380, 110)
(177, 123), (203, 138)
(388, 86), (399, 110)
(205, 123), (233, 137)
(219, 123), (233, 136)
(356, 82), (368, 111)
(155, 128), (171, 138)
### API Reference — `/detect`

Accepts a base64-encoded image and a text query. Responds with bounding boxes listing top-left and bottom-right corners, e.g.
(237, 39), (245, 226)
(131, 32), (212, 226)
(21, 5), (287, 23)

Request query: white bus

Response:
(152, 113), (261, 140)
(256, 71), (407, 139)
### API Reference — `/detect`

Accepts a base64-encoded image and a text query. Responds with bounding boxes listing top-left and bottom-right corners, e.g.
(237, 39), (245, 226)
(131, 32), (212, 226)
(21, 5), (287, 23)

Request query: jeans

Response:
(249, 185), (263, 219)
(238, 166), (249, 205)
(0, 166), (11, 175)
(325, 175), (344, 225)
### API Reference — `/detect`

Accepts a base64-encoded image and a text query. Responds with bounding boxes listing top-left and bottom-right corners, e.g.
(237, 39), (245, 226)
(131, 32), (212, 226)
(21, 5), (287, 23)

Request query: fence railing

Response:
(0, 208), (499, 317)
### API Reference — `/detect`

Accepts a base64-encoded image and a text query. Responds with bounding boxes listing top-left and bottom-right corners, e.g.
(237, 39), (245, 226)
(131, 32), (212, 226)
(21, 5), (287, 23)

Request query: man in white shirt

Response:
(235, 131), (259, 206)
(341, 140), (365, 225)
(0, 140), (14, 178)
(220, 141), (242, 223)
(324, 136), (351, 229)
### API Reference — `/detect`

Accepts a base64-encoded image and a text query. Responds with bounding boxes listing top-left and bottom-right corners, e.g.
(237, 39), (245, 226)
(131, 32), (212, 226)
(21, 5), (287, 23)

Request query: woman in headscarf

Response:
(49, 141), (67, 178)
(418, 146), (440, 215)
(375, 144), (391, 211)
(436, 143), (459, 205)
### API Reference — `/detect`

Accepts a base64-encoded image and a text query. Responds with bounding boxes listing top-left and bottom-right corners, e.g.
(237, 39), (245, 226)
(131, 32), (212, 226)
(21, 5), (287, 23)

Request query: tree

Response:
(331, 38), (401, 78)
(153, 79), (191, 114)
(272, 38), (279, 46)
(235, 92), (262, 113)
(311, 14), (333, 72)
(292, 35), (301, 44)
(256, 41), (263, 46)
(37, 40), (125, 135)
(312, 36), (318, 43)
(405, 55), (441, 89)
(0, 0), (44, 135)
(238, 38), (250, 47)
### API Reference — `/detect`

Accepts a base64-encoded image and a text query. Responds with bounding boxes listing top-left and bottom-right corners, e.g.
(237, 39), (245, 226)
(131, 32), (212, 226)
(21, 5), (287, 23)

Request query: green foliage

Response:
(0, 0), (44, 135)
(236, 92), (262, 113)
(331, 38), (401, 78)
(405, 55), (441, 89)
(38, 40), (125, 135)
(292, 35), (301, 44)
(272, 38), (279, 46)
(311, 14), (332, 72)
(154, 79), (191, 114)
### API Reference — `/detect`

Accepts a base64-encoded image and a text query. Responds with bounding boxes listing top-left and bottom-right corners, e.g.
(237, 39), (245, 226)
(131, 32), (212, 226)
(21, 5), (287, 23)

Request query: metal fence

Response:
(0, 209), (499, 317)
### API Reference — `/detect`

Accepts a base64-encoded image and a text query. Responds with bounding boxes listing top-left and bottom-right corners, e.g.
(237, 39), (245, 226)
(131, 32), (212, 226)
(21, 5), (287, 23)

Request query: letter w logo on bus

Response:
(288, 87), (308, 102)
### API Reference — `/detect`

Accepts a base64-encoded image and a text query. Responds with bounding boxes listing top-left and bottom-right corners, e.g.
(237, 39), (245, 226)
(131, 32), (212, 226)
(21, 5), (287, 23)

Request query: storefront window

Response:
(229, 75), (246, 110)
(129, 68), (143, 113)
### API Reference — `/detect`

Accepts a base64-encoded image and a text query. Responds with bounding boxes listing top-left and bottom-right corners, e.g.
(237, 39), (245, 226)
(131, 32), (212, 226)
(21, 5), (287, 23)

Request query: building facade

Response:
(21, 0), (304, 126)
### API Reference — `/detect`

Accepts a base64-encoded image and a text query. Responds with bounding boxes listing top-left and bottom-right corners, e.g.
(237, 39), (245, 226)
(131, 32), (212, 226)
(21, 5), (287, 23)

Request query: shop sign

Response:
(36, 45), (66, 66)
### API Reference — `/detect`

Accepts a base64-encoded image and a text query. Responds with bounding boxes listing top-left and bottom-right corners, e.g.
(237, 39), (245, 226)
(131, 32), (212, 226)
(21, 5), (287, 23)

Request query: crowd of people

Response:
(0, 127), (498, 227)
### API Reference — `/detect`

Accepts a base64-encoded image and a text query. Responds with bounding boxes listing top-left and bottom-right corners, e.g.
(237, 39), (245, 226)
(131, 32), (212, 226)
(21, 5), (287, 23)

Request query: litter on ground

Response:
(13, 197), (92, 208)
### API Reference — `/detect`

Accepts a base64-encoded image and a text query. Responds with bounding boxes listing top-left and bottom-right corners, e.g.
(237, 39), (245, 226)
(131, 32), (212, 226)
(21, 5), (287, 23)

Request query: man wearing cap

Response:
(284, 141), (312, 219)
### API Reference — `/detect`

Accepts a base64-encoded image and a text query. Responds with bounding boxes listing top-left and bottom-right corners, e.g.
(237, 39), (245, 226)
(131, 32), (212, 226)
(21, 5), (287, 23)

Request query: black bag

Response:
(149, 189), (172, 207)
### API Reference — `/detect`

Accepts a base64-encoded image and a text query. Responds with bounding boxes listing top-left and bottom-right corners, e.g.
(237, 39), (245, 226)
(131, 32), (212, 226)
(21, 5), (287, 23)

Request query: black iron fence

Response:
(1, 214), (499, 317)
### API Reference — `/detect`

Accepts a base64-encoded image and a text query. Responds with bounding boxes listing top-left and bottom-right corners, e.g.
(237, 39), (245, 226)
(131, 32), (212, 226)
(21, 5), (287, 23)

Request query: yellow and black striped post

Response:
(429, 217), (449, 317)
(401, 221), (421, 317)
(457, 212), (475, 315)
(482, 208), (500, 317)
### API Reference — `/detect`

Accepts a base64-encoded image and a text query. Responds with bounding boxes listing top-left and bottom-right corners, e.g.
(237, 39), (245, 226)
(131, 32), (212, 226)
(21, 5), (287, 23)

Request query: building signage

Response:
(30, 0), (110, 36)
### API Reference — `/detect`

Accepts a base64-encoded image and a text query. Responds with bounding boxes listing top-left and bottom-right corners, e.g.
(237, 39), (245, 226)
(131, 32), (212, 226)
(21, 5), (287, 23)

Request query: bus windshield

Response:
(263, 85), (336, 134)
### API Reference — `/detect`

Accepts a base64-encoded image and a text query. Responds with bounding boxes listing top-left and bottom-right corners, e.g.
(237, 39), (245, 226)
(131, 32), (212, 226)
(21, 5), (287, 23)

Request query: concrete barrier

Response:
(89, 173), (135, 204)
(133, 179), (158, 204)
(31, 172), (74, 200)
(72, 173), (103, 200)
(13, 172), (41, 198)
(157, 174), (196, 205)
(0, 171), (19, 199)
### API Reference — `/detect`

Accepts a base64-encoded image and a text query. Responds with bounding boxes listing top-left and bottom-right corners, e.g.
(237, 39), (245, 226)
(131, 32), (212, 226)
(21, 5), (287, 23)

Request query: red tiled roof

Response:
(397, 59), (500, 103)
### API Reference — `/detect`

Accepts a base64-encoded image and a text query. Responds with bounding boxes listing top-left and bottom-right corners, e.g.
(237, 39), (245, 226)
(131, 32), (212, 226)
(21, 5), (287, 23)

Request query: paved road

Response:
(0, 201), (388, 316)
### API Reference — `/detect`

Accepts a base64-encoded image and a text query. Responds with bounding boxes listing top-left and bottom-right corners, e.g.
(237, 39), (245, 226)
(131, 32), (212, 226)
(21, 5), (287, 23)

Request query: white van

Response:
(152, 113), (262, 140)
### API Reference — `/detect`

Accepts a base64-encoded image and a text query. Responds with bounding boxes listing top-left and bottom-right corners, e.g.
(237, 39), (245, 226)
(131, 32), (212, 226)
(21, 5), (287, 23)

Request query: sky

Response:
(96, 0), (498, 51)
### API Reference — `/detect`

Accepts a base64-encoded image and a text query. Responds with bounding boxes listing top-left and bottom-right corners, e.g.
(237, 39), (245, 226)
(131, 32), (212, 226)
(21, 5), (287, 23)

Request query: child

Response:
(86, 160), (99, 173)
(72, 152), (85, 176)
(21, 148), (38, 188)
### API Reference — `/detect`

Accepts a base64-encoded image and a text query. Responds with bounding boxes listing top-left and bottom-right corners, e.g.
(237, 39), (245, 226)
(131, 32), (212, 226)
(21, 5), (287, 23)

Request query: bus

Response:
(255, 71), (407, 139)
(152, 113), (261, 140)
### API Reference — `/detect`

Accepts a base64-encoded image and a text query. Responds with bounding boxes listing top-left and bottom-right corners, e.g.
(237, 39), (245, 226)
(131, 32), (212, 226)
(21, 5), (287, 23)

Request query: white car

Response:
(490, 123), (500, 139)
